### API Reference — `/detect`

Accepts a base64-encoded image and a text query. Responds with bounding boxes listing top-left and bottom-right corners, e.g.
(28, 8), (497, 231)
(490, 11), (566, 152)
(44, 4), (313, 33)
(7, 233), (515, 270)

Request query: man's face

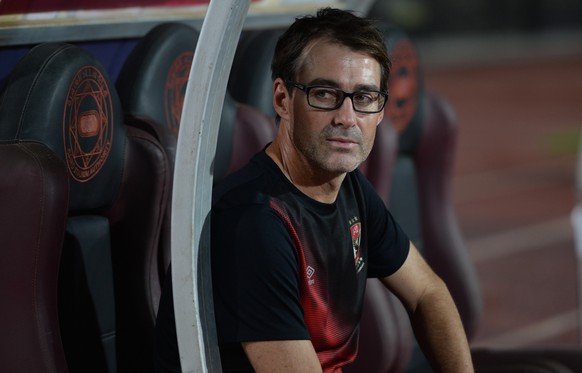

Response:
(287, 41), (384, 175)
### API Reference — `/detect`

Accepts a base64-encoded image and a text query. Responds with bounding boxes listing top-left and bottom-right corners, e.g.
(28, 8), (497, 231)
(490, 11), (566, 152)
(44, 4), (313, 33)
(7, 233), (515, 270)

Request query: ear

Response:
(273, 78), (290, 121)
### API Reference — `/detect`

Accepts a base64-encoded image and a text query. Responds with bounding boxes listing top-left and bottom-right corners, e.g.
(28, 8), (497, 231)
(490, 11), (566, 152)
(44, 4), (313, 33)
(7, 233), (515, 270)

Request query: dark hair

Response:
(271, 7), (391, 92)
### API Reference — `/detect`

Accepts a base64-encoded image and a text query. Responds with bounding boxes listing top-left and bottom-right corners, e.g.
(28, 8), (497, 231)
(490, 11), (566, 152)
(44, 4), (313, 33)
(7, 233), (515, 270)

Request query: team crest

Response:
(350, 221), (365, 273)
(165, 51), (193, 135)
(386, 38), (419, 134)
(63, 65), (114, 182)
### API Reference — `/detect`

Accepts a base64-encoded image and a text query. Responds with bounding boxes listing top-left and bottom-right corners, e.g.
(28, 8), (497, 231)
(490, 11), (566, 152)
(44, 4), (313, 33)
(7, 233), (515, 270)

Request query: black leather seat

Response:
(0, 142), (70, 373)
(228, 28), (285, 118)
(0, 42), (170, 372)
(379, 24), (483, 337)
(116, 22), (277, 278)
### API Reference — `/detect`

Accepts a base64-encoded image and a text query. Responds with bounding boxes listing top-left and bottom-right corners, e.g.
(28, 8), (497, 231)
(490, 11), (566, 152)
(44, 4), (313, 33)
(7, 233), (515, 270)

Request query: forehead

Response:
(297, 40), (382, 87)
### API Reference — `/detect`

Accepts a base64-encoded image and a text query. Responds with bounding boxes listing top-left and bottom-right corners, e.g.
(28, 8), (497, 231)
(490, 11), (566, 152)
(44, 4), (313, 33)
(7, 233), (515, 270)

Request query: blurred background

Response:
(370, 0), (582, 349)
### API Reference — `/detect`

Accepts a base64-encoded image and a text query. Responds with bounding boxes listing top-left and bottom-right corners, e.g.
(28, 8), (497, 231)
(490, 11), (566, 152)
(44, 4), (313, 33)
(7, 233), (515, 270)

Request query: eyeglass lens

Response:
(307, 87), (385, 113)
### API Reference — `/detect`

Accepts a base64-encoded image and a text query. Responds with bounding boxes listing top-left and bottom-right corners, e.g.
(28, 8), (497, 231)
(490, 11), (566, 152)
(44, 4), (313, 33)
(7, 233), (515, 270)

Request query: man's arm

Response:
(242, 340), (322, 373)
(381, 242), (474, 373)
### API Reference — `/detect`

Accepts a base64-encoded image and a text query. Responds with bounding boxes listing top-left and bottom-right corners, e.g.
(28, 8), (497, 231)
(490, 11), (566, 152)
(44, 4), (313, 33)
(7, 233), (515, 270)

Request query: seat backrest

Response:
(228, 28), (285, 118)
(378, 23), (482, 340)
(0, 42), (169, 372)
(116, 22), (277, 275)
(0, 142), (70, 373)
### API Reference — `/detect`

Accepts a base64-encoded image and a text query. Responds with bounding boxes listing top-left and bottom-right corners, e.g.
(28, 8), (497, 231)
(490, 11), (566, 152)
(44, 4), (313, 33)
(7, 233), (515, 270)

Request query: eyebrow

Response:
(305, 78), (380, 92)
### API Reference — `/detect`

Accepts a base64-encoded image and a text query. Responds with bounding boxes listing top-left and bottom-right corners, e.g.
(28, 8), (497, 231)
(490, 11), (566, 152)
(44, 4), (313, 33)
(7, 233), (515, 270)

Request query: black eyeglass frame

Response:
(285, 80), (389, 114)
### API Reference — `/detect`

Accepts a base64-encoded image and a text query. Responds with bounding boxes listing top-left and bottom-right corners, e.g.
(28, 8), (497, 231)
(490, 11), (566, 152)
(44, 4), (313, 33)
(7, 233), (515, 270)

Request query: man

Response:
(156, 7), (473, 373)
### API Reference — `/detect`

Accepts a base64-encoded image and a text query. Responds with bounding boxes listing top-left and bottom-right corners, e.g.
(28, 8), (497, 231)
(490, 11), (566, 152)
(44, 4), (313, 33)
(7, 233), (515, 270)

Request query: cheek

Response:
(360, 123), (378, 153)
(289, 104), (307, 138)
(291, 106), (326, 141)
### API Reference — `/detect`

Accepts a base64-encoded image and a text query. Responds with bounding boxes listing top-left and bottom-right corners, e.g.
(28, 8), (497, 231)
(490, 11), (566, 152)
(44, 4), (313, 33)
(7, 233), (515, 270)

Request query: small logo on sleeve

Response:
(306, 265), (315, 285)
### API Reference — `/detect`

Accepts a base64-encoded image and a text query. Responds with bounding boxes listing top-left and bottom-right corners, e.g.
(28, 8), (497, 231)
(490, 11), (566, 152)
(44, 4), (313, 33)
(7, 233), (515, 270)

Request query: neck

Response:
(266, 138), (346, 204)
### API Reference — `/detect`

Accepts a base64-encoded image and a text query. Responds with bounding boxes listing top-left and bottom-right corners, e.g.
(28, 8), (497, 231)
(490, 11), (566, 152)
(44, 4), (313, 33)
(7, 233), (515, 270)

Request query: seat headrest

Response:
(116, 22), (237, 178)
(116, 22), (200, 136)
(228, 28), (285, 117)
(0, 42), (126, 212)
(379, 23), (425, 155)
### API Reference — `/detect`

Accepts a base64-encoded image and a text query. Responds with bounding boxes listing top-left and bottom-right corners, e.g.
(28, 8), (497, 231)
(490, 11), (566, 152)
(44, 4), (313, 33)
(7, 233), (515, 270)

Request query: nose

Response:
(333, 96), (357, 127)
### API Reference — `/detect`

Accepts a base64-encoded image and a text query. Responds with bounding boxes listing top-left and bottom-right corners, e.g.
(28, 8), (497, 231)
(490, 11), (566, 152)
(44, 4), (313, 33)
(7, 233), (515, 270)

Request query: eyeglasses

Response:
(286, 81), (388, 114)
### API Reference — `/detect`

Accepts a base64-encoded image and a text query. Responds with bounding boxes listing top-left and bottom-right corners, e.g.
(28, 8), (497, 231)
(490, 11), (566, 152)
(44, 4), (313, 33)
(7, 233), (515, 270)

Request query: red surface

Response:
(0, 0), (265, 15)
(425, 56), (582, 348)
(0, 0), (201, 14)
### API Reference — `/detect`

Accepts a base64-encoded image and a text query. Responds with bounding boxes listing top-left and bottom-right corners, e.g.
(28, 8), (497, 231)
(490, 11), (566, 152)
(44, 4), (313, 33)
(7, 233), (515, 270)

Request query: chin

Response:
(322, 159), (362, 174)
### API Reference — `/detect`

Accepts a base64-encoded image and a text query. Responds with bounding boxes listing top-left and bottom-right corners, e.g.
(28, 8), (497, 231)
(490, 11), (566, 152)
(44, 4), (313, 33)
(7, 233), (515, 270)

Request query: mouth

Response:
(327, 137), (358, 149)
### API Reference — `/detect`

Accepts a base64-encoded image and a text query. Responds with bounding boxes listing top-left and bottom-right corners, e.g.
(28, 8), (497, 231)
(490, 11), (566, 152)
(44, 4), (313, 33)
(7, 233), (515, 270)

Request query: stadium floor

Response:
(423, 50), (582, 348)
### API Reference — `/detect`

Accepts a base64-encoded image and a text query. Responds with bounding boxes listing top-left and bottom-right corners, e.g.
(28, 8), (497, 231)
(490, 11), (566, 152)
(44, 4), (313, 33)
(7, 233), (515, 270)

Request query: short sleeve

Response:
(356, 172), (410, 278)
(211, 203), (310, 345)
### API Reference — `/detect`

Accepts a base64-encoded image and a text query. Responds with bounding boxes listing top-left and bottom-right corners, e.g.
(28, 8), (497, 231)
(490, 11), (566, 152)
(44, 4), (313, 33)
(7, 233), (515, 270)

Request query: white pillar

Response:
(171, 1), (251, 372)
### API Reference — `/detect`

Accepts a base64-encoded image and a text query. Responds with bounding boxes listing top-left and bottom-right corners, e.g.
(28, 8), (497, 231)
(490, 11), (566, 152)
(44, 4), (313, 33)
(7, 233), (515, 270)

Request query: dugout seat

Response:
(373, 23), (483, 372)
(0, 144), (69, 372)
(229, 28), (285, 118)
(116, 22), (277, 277)
(0, 42), (170, 372)
(379, 23), (483, 339)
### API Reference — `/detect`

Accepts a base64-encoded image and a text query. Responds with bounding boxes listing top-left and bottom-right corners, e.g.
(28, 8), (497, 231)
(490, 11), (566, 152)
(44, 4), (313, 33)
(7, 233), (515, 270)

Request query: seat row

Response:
(0, 22), (274, 372)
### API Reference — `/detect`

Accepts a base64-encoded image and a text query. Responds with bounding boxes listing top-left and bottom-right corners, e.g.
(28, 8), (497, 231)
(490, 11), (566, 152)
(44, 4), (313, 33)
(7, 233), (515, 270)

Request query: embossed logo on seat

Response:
(63, 65), (114, 182)
(165, 51), (193, 135)
(386, 39), (419, 134)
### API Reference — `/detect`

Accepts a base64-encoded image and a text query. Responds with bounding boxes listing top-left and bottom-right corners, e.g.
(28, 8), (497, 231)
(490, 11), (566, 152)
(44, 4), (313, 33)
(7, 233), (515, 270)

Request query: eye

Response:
(310, 87), (339, 102)
(353, 91), (376, 105)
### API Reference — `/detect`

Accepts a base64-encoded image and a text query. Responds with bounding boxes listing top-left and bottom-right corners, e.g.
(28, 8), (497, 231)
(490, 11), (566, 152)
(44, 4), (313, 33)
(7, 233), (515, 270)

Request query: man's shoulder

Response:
(212, 152), (277, 209)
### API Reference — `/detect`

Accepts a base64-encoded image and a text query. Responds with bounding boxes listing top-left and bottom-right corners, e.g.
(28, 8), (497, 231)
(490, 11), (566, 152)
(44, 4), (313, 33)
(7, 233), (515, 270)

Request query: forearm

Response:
(409, 278), (474, 373)
(381, 244), (474, 372)
(243, 340), (323, 373)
